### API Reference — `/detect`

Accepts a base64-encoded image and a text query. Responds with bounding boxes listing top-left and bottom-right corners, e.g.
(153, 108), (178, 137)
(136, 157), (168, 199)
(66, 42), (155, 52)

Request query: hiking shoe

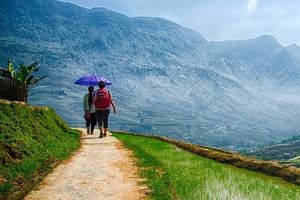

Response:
(99, 133), (103, 138)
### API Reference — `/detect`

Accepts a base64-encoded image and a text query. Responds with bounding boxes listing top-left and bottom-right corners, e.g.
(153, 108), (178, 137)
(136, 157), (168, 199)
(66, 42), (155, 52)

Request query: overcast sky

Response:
(61, 0), (300, 46)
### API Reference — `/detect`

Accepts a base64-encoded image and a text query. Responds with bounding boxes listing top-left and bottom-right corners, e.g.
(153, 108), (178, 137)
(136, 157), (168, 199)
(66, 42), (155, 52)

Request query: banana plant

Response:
(25, 75), (46, 86)
(7, 61), (16, 78)
(0, 60), (46, 88)
(17, 62), (46, 88)
(0, 60), (16, 78)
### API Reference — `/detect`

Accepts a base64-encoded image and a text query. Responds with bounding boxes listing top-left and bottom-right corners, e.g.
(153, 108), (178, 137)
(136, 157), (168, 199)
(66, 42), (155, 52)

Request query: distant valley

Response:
(249, 135), (300, 167)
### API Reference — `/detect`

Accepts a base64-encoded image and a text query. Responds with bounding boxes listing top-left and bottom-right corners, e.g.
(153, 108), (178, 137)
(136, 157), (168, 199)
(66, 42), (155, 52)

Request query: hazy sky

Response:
(61, 0), (300, 46)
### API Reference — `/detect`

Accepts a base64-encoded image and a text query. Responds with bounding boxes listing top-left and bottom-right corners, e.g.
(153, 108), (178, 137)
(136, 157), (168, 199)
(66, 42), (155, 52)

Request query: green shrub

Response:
(0, 100), (80, 200)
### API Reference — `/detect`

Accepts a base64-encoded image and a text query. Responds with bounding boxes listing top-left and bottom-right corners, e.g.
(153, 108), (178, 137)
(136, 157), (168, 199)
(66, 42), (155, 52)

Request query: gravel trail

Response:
(25, 129), (148, 200)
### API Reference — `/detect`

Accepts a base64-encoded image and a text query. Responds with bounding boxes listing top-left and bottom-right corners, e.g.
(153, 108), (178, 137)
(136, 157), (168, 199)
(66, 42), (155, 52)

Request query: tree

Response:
(0, 61), (14, 78)
(0, 60), (46, 88)
(15, 62), (46, 88)
(0, 60), (46, 103)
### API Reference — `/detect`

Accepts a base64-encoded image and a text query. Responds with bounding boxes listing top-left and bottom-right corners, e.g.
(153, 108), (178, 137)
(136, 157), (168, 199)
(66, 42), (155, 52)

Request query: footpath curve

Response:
(25, 129), (148, 200)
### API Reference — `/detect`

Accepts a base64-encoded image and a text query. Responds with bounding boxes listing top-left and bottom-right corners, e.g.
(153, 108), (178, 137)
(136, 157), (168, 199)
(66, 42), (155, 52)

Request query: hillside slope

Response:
(249, 135), (300, 167)
(114, 132), (300, 199)
(0, 0), (300, 149)
(0, 100), (80, 200)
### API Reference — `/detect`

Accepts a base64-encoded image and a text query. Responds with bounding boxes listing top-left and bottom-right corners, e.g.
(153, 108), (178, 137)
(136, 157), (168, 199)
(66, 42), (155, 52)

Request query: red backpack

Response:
(95, 88), (111, 109)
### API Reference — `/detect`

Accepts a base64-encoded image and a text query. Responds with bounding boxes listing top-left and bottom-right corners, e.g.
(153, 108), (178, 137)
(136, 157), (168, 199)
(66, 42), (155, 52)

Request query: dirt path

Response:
(25, 129), (148, 200)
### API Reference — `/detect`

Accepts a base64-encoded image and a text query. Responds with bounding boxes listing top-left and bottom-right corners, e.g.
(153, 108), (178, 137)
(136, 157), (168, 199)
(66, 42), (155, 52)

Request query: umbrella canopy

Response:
(74, 74), (112, 86)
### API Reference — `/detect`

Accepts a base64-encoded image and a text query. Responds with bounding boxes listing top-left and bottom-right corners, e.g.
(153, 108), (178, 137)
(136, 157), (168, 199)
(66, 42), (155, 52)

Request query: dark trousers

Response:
(95, 109), (110, 128)
(85, 113), (97, 132)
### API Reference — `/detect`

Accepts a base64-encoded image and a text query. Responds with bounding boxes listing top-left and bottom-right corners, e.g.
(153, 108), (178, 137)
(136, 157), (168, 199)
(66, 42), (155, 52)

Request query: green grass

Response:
(0, 100), (80, 200)
(114, 133), (300, 200)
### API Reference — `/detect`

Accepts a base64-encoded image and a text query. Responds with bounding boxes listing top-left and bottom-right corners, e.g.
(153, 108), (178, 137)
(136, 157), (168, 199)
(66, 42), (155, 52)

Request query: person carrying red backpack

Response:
(94, 81), (116, 138)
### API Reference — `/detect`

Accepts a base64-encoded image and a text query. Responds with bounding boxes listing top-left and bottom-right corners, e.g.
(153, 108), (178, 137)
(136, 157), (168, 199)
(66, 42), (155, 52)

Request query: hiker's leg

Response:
(91, 124), (94, 134)
(103, 109), (110, 137)
(91, 113), (96, 134)
(85, 118), (90, 134)
(95, 110), (103, 137)
(99, 110), (105, 138)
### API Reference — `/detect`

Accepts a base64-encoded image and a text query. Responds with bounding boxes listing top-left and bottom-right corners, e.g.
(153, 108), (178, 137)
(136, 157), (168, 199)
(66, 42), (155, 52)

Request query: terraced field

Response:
(114, 133), (300, 200)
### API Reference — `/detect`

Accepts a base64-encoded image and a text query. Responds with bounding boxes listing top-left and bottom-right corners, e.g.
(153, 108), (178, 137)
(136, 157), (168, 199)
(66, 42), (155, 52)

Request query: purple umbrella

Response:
(74, 74), (112, 86)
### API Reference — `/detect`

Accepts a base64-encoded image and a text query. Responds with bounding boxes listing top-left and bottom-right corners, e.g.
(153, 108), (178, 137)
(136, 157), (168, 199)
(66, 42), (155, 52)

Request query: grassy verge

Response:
(114, 133), (300, 200)
(0, 100), (80, 200)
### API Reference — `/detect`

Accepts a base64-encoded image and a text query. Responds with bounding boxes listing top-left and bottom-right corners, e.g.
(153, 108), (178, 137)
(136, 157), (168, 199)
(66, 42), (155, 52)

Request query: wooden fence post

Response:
(0, 78), (28, 103)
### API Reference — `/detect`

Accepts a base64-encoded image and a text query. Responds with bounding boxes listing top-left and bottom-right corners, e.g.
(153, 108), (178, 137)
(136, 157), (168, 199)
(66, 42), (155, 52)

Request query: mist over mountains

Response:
(1, 0), (299, 150)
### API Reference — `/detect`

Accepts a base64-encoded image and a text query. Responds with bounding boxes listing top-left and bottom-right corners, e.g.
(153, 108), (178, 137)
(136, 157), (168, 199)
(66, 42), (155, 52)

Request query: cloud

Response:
(248, 0), (259, 12)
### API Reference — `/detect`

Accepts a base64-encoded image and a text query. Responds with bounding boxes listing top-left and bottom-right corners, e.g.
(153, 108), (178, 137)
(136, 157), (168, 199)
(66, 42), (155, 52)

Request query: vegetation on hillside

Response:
(0, 60), (46, 103)
(0, 60), (46, 88)
(249, 135), (300, 168)
(2, 0), (300, 147)
(0, 100), (80, 200)
(114, 133), (300, 200)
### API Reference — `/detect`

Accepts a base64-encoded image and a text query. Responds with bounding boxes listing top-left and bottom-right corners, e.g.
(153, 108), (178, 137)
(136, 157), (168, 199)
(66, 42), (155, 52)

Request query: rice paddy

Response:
(114, 133), (300, 200)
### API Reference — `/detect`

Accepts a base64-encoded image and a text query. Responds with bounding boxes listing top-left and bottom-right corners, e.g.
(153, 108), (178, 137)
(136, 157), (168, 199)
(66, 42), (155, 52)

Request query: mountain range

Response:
(0, 0), (300, 150)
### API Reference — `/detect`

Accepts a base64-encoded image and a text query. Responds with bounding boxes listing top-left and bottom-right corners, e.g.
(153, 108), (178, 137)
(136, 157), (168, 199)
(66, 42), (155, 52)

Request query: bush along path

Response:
(24, 129), (149, 200)
(0, 100), (80, 200)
